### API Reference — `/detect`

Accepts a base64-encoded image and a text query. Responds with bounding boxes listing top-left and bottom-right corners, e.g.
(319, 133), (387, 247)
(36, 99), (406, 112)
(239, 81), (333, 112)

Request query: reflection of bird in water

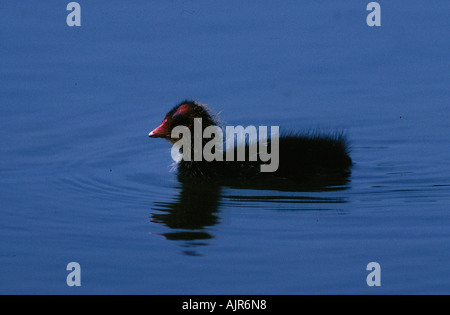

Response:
(150, 174), (350, 252)
(151, 179), (222, 245)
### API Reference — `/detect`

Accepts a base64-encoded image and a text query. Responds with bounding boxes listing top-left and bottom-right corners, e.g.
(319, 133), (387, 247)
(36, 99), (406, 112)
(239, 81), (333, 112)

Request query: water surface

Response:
(0, 1), (449, 294)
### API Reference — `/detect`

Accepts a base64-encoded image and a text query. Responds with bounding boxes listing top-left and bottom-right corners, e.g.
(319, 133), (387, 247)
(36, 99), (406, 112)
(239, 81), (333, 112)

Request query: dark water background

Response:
(1, 1), (449, 294)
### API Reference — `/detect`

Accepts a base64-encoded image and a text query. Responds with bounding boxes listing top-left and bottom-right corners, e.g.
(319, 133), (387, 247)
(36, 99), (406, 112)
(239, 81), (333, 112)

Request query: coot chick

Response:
(149, 100), (352, 182)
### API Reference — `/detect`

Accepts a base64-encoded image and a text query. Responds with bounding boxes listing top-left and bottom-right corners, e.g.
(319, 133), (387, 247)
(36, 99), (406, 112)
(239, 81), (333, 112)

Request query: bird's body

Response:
(150, 100), (352, 183)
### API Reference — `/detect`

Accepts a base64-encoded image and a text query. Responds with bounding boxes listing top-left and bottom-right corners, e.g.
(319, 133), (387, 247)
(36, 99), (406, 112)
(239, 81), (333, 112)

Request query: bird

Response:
(149, 100), (352, 184)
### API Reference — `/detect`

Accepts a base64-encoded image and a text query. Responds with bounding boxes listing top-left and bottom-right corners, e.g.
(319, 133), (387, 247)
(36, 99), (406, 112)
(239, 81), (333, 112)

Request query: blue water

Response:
(1, 1), (449, 294)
